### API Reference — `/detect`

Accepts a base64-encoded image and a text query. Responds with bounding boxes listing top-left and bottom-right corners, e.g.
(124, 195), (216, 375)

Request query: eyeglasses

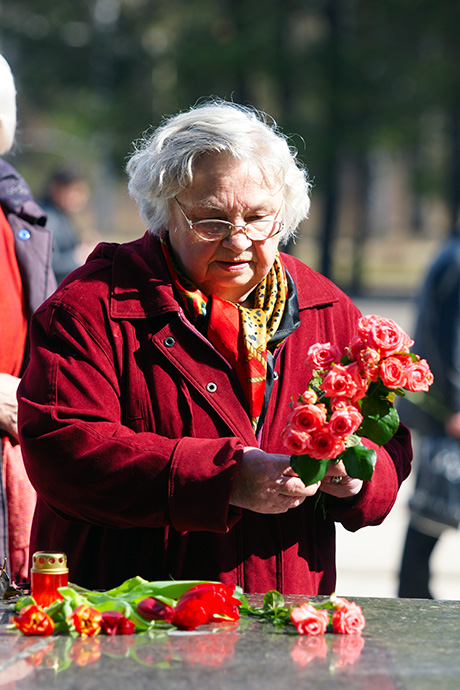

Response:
(174, 198), (284, 242)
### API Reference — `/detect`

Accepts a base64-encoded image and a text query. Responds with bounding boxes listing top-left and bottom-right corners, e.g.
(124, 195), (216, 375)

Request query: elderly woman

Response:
(18, 101), (412, 593)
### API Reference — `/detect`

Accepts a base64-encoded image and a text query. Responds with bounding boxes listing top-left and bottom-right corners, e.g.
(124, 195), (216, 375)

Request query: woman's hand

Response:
(0, 373), (20, 440)
(319, 460), (363, 499)
(230, 446), (320, 514)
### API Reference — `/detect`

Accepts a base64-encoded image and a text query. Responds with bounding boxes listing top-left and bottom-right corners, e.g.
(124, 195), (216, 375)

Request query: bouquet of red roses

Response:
(282, 314), (433, 486)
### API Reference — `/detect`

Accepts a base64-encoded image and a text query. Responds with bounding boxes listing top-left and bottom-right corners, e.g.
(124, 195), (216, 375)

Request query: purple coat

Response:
(18, 232), (412, 593)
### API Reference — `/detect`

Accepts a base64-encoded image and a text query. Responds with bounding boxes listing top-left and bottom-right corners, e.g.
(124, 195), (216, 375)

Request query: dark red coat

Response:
(18, 233), (412, 593)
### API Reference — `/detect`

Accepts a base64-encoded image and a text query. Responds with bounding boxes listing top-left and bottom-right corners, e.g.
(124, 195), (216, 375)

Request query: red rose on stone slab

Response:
(332, 598), (366, 634)
(290, 603), (329, 636)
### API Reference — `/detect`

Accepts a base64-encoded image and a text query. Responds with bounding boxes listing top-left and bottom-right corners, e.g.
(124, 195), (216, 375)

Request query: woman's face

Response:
(166, 155), (284, 305)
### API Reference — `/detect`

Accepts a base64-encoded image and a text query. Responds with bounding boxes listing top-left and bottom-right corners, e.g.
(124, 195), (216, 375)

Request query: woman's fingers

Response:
(230, 447), (320, 513)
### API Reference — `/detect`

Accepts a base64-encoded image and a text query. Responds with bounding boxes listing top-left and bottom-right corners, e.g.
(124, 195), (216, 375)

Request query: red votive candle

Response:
(30, 551), (68, 608)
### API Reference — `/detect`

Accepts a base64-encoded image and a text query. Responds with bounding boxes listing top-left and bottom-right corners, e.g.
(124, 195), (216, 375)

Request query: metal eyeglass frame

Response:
(174, 197), (284, 242)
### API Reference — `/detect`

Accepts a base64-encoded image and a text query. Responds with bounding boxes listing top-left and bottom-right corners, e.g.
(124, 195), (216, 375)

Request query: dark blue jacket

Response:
(398, 237), (460, 435)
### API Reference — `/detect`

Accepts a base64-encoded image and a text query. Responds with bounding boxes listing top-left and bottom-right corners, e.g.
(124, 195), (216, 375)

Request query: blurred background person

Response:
(398, 234), (460, 598)
(39, 166), (92, 284)
(0, 54), (56, 583)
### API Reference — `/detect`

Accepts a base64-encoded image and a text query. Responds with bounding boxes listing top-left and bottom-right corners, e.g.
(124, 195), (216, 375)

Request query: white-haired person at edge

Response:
(0, 54), (56, 583)
(17, 100), (412, 593)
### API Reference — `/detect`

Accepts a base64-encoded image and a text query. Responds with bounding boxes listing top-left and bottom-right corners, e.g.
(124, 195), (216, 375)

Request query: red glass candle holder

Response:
(31, 552), (68, 608)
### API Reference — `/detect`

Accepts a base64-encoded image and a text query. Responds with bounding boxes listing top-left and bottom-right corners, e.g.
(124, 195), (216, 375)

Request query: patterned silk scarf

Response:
(161, 240), (287, 431)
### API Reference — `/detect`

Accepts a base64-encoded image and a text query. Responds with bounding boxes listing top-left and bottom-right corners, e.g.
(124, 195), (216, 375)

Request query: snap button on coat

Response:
(164, 336), (175, 347)
(206, 382), (218, 393)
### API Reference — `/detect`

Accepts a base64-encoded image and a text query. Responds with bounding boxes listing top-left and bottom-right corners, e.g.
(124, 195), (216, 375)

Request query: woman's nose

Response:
(221, 226), (253, 251)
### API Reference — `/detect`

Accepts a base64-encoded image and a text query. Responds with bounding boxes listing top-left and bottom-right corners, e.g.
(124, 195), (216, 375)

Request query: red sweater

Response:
(0, 206), (27, 376)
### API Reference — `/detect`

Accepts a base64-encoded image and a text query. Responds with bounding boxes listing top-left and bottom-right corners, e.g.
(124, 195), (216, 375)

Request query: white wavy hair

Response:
(126, 100), (312, 243)
(0, 54), (17, 156)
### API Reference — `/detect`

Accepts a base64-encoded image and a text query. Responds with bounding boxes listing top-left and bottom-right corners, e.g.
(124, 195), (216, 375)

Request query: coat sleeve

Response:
(17, 297), (243, 534)
(326, 422), (413, 531)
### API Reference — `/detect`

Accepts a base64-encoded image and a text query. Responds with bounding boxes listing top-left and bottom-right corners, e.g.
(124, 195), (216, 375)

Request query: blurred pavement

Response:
(335, 297), (460, 600)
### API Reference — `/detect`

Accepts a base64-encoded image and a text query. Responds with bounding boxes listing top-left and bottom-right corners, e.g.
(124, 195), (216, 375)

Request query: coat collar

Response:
(0, 158), (47, 225)
(87, 232), (339, 320)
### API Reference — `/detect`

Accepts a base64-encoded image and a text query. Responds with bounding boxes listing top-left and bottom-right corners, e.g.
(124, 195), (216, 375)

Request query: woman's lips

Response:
(216, 260), (251, 272)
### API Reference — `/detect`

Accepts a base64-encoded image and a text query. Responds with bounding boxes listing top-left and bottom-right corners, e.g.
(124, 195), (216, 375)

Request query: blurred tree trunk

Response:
(226, 0), (252, 104)
(350, 154), (370, 295)
(320, 0), (342, 280)
(447, 97), (460, 234)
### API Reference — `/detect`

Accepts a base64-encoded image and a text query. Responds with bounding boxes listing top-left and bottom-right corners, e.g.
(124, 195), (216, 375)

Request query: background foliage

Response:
(1, 0), (460, 292)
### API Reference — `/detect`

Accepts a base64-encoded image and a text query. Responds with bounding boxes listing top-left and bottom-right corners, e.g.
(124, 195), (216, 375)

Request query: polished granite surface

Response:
(1, 596), (459, 689)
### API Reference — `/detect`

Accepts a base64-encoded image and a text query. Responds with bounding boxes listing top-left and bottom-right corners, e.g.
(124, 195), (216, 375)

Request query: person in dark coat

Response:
(0, 54), (56, 582)
(18, 101), (412, 592)
(40, 166), (90, 284)
(398, 235), (460, 598)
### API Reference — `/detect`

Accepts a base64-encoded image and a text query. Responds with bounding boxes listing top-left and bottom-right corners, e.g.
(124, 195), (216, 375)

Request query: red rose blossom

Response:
(405, 358), (434, 392)
(320, 362), (368, 402)
(306, 428), (345, 460)
(290, 602), (329, 636)
(328, 407), (363, 438)
(306, 342), (342, 369)
(281, 426), (310, 455)
(332, 599), (366, 634)
(359, 314), (413, 357)
(379, 355), (409, 389)
(288, 403), (327, 434)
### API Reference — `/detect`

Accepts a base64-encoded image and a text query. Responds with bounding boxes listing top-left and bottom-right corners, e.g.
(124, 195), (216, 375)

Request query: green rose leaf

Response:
(263, 590), (285, 612)
(341, 443), (377, 481)
(290, 454), (330, 486)
(357, 396), (400, 446)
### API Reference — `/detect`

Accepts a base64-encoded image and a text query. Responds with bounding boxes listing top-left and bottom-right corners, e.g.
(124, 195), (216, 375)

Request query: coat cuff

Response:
(328, 438), (399, 532)
(168, 437), (243, 532)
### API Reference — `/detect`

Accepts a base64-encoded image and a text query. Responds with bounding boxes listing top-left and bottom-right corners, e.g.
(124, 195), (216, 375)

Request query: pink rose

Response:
(290, 636), (329, 666)
(347, 362), (369, 403)
(281, 427), (310, 455)
(379, 354), (410, 389)
(328, 407), (363, 438)
(332, 599), (366, 634)
(348, 334), (366, 360)
(330, 397), (352, 411)
(404, 358), (434, 392)
(357, 314), (377, 339)
(360, 315), (413, 357)
(354, 345), (381, 381)
(306, 342), (342, 369)
(306, 428), (345, 460)
(290, 603), (329, 636)
(321, 362), (368, 402)
(288, 403), (327, 434)
(299, 389), (318, 405)
(320, 364), (357, 399)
